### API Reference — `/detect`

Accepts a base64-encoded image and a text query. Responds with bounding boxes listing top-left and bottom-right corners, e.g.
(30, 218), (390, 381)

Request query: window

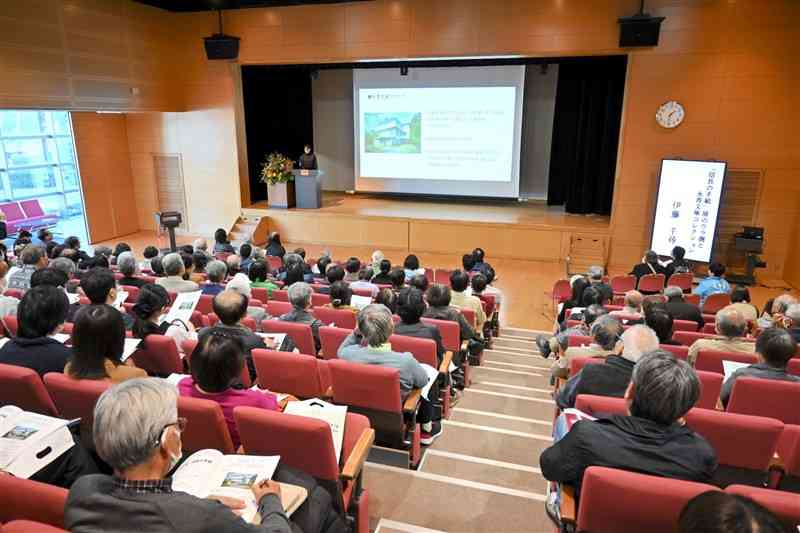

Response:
(0, 111), (88, 244)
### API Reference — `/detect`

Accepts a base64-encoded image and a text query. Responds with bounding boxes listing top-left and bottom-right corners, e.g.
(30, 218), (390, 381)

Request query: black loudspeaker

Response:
(617, 15), (665, 47)
(204, 34), (240, 60)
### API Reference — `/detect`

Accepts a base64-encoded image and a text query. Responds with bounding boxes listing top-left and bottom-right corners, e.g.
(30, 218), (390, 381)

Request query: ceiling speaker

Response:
(618, 15), (665, 47)
(204, 34), (240, 60)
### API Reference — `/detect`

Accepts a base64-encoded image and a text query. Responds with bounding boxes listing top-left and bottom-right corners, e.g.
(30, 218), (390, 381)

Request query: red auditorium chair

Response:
(460, 307), (476, 329)
(550, 279), (571, 310)
(266, 300), (292, 317)
(567, 335), (593, 348)
(202, 313), (256, 331)
(351, 287), (374, 298)
(673, 319), (700, 332)
(177, 396), (235, 454)
(271, 289), (289, 302)
(311, 293), (331, 307)
(234, 408), (374, 533)
(685, 293), (701, 306)
(660, 344), (689, 360)
(0, 475), (68, 528)
(251, 287), (269, 304)
(726, 378), (800, 425)
(637, 273), (665, 293)
(610, 275), (636, 295)
(433, 269), (453, 286)
(313, 307), (357, 330)
(3, 288), (24, 300)
(130, 334), (183, 376)
(569, 356), (603, 377)
(479, 293), (499, 335)
(265, 256), (283, 272)
(726, 485), (800, 527)
(120, 285), (139, 303)
(701, 322), (718, 334)
(390, 334), (453, 418)
(327, 359), (422, 469)
(0, 363), (59, 416)
(702, 312), (717, 323)
(421, 316), (470, 386)
(788, 358), (800, 377)
(775, 424), (800, 492)
(560, 466), (719, 533)
(1, 521), (69, 533)
(686, 408), (784, 487)
(424, 268), (434, 283)
(566, 319), (582, 329)
(673, 330), (718, 346)
(319, 326), (350, 359)
(702, 293), (732, 314)
(262, 319), (316, 356)
(574, 394), (627, 416)
(252, 349), (330, 399)
(667, 272), (693, 292)
(695, 371), (724, 410)
(694, 349), (758, 375)
(43, 373), (111, 443)
(196, 294), (215, 315)
(2, 315), (18, 336)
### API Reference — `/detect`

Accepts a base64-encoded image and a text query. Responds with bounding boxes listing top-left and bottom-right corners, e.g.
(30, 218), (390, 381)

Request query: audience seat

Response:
(421, 317), (470, 386)
(311, 293), (331, 307)
(4, 288), (24, 300)
(262, 319), (316, 356)
(702, 293), (732, 314)
(667, 273), (693, 292)
(702, 313), (717, 323)
(569, 356), (604, 377)
(673, 319), (700, 332)
(251, 287), (269, 304)
(42, 373), (111, 445)
(202, 313), (257, 332)
(1, 521), (69, 533)
(685, 294), (701, 306)
(695, 370), (724, 410)
(610, 275), (636, 295)
(351, 288), (375, 298)
(567, 335), (593, 348)
(726, 377), (800, 426)
(119, 285), (139, 303)
(433, 269), (453, 286)
(637, 274), (665, 293)
(694, 350), (758, 375)
(130, 334), (183, 377)
(390, 334), (452, 418)
(550, 279), (571, 310)
(673, 330), (719, 346)
(327, 359), (422, 469)
(725, 485), (800, 527)
(0, 363), (59, 416)
(196, 294), (215, 315)
(319, 326), (350, 360)
(0, 475), (68, 528)
(701, 323), (718, 334)
(313, 307), (357, 330)
(177, 396), (235, 454)
(660, 344), (689, 360)
(788, 358), (800, 377)
(775, 424), (800, 492)
(265, 256), (282, 272)
(574, 394), (627, 417)
(266, 301), (292, 317)
(234, 408), (374, 533)
(252, 349), (330, 399)
(460, 308), (476, 329)
(2, 315), (18, 337)
(271, 289), (289, 302)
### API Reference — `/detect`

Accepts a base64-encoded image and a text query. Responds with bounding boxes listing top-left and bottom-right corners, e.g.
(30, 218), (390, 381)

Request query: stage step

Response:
(229, 214), (269, 247)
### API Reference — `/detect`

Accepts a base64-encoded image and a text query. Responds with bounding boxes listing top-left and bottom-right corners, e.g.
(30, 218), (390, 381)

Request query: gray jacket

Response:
(720, 363), (800, 406)
(337, 332), (429, 394)
(156, 276), (200, 294)
(65, 474), (291, 533)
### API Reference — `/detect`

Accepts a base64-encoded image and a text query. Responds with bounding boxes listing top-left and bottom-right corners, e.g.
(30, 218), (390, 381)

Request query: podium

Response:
(292, 169), (323, 209)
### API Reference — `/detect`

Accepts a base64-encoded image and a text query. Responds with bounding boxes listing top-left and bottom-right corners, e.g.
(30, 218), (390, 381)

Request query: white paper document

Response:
(172, 449), (280, 522)
(255, 332), (287, 350)
(722, 360), (751, 381)
(0, 405), (75, 479)
(164, 291), (202, 325)
(350, 295), (372, 310)
(283, 399), (347, 461)
(121, 338), (142, 362)
(113, 290), (128, 310)
(165, 373), (190, 387)
(419, 363), (439, 401)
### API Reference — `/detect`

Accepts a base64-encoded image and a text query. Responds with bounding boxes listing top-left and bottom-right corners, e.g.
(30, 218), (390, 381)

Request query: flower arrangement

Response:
(260, 152), (294, 186)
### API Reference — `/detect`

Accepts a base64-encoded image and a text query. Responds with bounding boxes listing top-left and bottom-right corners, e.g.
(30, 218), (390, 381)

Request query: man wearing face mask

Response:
(65, 378), (293, 533)
(297, 144), (318, 170)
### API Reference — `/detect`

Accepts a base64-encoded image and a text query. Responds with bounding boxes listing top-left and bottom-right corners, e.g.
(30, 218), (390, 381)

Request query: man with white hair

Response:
(201, 260), (228, 296)
(278, 281), (322, 352)
(552, 315), (624, 380)
(155, 252), (199, 294)
(758, 294), (798, 329)
(192, 238), (212, 259)
(610, 290), (643, 320)
(587, 266), (613, 303)
(556, 324), (660, 409)
(226, 273), (267, 325)
(226, 254), (242, 277)
(687, 307), (754, 366)
(64, 378), (292, 532)
(784, 303), (800, 343)
(117, 251), (146, 288)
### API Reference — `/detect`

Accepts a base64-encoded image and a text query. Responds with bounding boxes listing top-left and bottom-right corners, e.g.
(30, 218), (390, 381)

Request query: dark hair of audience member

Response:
(143, 246), (159, 260)
(472, 248), (485, 263)
(483, 264), (496, 284)
(214, 228), (229, 244)
(192, 252), (208, 273)
(462, 253), (476, 271)
(212, 291), (248, 326)
(567, 278), (590, 308)
(756, 327), (798, 369)
(181, 253), (194, 276)
(249, 261), (269, 283)
(678, 491), (786, 533)
(329, 281), (352, 308)
(30, 267), (69, 289)
(397, 287), (426, 324)
(239, 243), (252, 260)
(45, 241), (58, 259)
(646, 309), (675, 344)
(581, 286), (604, 307)
(672, 246), (686, 260)
(471, 273), (487, 294)
(284, 263), (306, 286)
(709, 262), (726, 277)
(132, 284), (170, 339)
(17, 285), (69, 339)
(70, 304), (126, 379)
(644, 250), (659, 265)
(179, 245), (194, 256)
(345, 257), (360, 274)
(150, 256), (164, 276)
(375, 288), (398, 314)
(190, 332), (245, 393)
(293, 247), (306, 259)
(317, 256), (332, 276)
(731, 285), (751, 304)
(426, 284), (451, 308)
(326, 264), (345, 284)
(389, 268), (405, 289)
(409, 273), (429, 293)
(65, 236), (81, 250)
(81, 267), (116, 304)
(378, 259), (391, 274)
(358, 267), (373, 281)
(450, 270), (470, 292)
(403, 254), (420, 271)
(583, 304), (608, 327)
(113, 243), (131, 257)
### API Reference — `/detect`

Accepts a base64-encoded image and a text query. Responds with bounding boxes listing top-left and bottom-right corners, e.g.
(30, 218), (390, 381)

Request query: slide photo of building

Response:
(364, 112), (421, 153)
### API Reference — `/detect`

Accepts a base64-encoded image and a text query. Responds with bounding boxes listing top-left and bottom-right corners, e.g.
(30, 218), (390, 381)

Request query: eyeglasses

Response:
(157, 416), (188, 445)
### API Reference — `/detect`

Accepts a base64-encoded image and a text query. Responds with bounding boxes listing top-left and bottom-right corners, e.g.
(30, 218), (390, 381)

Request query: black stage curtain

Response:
(547, 56), (627, 215)
(241, 65), (314, 204)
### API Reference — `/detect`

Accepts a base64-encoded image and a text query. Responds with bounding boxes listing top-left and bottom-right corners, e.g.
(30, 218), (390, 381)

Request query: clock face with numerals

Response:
(656, 101), (685, 129)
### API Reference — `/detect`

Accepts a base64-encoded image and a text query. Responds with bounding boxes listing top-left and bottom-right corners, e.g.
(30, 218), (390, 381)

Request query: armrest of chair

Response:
(439, 350), (454, 375)
(341, 428), (375, 481)
(560, 484), (577, 526)
(403, 388), (422, 415)
(460, 340), (468, 353)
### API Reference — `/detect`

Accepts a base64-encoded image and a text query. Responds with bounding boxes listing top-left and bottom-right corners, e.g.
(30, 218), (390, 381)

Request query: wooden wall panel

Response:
(265, 211), (408, 251)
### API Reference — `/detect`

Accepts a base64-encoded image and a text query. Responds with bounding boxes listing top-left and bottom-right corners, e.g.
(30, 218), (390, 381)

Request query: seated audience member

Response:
(408, 273), (429, 293)
(117, 251), (146, 288)
(0, 285), (71, 377)
(65, 378), (294, 533)
(370, 250), (384, 274)
(181, 253), (204, 284)
(213, 227), (236, 254)
(283, 262), (306, 287)
(374, 287), (398, 314)
(424, 283), (478, 343)
(156, 252), (199, 294)
(664, 245), (692, 280)
(317, 264), (345, 294)
(225, 273), (268, 325)
(7, 245), (48, 290)
(629, 250), (667, 285)
(326, 281), (357, 313)
(758, 293), (797, 330)
(140, 245), (159, 272)
(481, 265), (503, 306)
(542, 350), (717, 522)
(178, 332), (279, 447)
(149, 255), (165, 277)
(579, 286), (606, 309)
(192, 252), (208, 275)
(556, 277), (590, 325)
(646, 308), (680, 345)
(403, 254), (425, 282)
(132, 284), (197, 354)
(470, 247), (492, 276)
(292, 247), (310, 269)
(664, 285), (704, 330)
(265, 231), (286, 258)
(65, 305), (146, 383)
(30, 267), (69, 290)
(339, 304), (441, 443)
(193, 238), (212, 259)
(111, 242), (131, 264)
(539, 305), (610, 359)
(64, 235), (91, 263)
(726, 285), (759, 322)
(314, 255), (332, 280)
(587, 266), (613, 303)
(388, 268), (406, 291)
(249, 260), (279, 297)
(350, 267), (379, 298)
(556, 324), (660, 409)
(279, 282), (322, 352)
(201, 260), (227, 296)
(687, 307), (754, 366)
(0, 262), (19, 317)
(238, 243), (254, 273)
(370, 259), (393, 285)
(72, 267), (134, 329)
(551, 315), (623, 380)
(35, 228), (55, 248)
(449, 270), (487, 336)
(395, 287), (446, 365)
(786, 303), (800, 342)
(610, 290), (644, 320)
(694, 261), (731, 305)
(277, 253), (313, 284)
(343, 257), (361, 283)
(460, 253), (475, 273)
(677, 491), (786, 533)
(470, 273), (487, 298)
(720, 327), (799, 406)
(51, 256), (78, 286)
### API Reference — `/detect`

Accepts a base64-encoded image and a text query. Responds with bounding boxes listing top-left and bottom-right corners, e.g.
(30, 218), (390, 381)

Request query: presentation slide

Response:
(353, 66), (525, 198)
(650, 159), (727, 263)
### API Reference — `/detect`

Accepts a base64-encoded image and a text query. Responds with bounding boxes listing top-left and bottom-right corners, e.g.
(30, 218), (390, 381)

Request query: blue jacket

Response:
(694, 276), (731, 305)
